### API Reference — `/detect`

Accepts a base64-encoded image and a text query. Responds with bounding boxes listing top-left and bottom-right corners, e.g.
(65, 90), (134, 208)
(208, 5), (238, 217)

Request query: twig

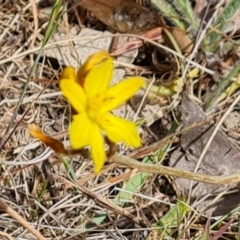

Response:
(0, 198), (46, 240)
(111, 154), (240, 185)
(0, 231), (13, 240)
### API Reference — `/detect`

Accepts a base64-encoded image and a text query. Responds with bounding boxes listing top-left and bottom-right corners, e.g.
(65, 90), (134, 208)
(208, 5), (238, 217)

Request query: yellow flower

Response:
(59, 51), (144, 173)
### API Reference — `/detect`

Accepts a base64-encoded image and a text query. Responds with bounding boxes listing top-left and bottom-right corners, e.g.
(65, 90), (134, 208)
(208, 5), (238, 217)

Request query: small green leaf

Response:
(154, 200), (189, 238)
(114, 157), (153, 205)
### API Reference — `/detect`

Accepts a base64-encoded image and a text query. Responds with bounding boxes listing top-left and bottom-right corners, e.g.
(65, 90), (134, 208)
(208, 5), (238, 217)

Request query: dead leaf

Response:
(79, 0), (163, 34)
(43, 27), (134, 85)
(111, 27), (163, 56)
(164, 27), (193, 53)
(170, 93), (240, 215)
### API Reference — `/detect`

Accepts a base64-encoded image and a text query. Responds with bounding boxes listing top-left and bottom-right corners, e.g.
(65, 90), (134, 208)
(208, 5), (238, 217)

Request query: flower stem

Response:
(111, 154), (240, 185)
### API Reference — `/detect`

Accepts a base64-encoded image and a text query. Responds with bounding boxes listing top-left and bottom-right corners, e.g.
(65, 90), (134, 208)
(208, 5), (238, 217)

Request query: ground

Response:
(1, 0), (240, 239)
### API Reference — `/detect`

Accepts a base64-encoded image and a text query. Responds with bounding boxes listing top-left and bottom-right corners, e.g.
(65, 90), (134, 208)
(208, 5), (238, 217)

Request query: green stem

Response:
(204, 62), (240, 110)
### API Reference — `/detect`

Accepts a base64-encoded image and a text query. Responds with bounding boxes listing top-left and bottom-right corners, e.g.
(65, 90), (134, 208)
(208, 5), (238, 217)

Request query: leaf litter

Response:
(1, 0), (240, 239)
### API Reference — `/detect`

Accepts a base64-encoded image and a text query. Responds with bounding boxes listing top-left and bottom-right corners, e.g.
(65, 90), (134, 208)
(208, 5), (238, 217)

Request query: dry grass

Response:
(1, 0), (240, 240)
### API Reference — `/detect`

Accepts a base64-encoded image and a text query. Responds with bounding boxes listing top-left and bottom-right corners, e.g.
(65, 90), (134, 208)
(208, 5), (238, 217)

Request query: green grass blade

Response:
(214, 73), (240, 105)
(173, 0), (199, 30)
(210, 204), (240, 230)
(42, 0), (63, 46)
(195, 219), (210, 240)
(37, 180), (48, 202)
(62, 156), (77, 181)
(207, 0), (240, 51)
(0, 0), (63, 149)
(204, 61), (240, 110)
(151, 0), (187, 29)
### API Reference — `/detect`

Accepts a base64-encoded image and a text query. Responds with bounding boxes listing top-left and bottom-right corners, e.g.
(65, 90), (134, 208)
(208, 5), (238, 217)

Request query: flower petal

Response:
(59, 79), (86, 113)
(70, 113), (91, 149)
(83, 54), (113, 98)
(101, 113), (141, 147)
(90, 123), (106, 173)
(29, 124), (67, 154)
(60, 67), (77, 81)
(102, 77), (144, 112)
(77, 51), (111, 85)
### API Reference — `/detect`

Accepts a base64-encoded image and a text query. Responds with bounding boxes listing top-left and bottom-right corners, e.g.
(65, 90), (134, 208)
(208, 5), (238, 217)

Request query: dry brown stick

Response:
(111, 155), (240, 185)
(0, 231), (13, 240)
(29, 120), (240, 185)
(129, 118), (212, 158)
(54, 174), (148, 227)
(0, 198), (46, 240)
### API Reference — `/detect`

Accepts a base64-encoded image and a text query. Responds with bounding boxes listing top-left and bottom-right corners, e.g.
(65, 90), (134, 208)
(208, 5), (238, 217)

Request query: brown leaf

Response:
(111, 27), (163, 56)
(170, 93), (240, 216)
(164, 26), (193, 53)
(79, 0), (163, 33)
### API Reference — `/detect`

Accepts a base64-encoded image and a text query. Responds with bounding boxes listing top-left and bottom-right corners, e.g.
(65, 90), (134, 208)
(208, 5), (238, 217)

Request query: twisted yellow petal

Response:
(77, 51), (111, 85)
